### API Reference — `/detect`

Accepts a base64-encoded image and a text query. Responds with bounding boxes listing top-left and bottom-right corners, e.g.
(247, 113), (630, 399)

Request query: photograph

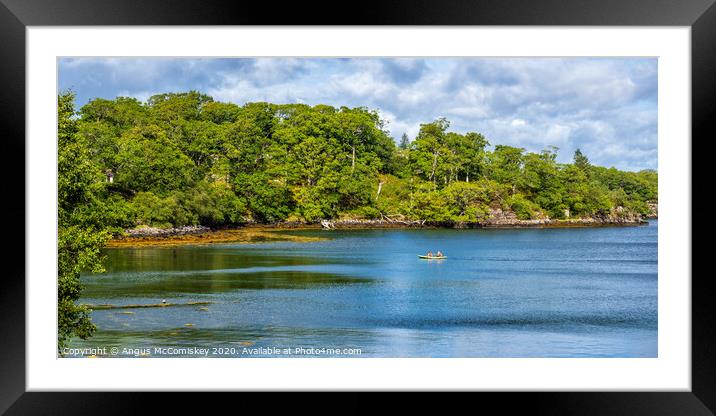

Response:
(57, 56), (658, 359)
(1, 0), (709, 407)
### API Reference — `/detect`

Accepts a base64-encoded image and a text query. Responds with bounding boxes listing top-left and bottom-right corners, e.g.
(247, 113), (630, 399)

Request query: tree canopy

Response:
(58, 92), (113, 352)
(62, 90), (658, 230)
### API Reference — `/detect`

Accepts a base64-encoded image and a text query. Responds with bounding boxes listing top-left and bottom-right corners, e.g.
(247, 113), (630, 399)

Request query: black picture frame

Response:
(1, 0), (710, 413)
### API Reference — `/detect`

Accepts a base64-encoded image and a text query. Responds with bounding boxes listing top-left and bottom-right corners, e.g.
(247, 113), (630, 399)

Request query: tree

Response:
(443, 131), (489, 183)
(58, 91), (110, 353)
(518, 148), (564, 217)
(462, 132), (489, 182)
(115, 125), (197, 194)
(409, 118), (451, 185)
(147, 91), (213, 122)
(399, 133), (410, 150)
(488, 145), (525, 190)
(234, 173), (292, 223)
(573, 148), (591, 171)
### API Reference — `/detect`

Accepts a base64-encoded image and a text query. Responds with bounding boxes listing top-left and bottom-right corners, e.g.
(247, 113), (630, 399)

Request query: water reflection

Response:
(73, 222), (658, 357)
(83, 270), (373, 298)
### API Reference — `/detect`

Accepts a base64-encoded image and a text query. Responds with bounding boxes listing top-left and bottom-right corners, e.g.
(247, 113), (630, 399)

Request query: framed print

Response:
(2, 0), (712, 413)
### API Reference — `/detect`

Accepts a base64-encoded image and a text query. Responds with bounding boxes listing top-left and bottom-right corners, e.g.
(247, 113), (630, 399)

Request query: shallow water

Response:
(70, 221), (658, 357)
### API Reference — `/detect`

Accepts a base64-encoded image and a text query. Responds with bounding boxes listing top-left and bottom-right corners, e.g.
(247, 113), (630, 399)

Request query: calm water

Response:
(71, 221), (658, 357)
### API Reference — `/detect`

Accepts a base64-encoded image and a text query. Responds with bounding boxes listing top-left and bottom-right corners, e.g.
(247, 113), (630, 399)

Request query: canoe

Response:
(418, 255), (447, 259)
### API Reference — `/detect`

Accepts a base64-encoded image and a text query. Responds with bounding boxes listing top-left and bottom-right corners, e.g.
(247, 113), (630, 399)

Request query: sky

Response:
(58, 57), (657, 171)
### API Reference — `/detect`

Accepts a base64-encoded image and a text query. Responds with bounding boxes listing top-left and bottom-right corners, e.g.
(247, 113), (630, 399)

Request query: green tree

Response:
(573, 148), (591, 171)
(409, 118), (451, 185)
(147, 91), (213, 122)
(115, 125), (197, 193)
(58, 91), (110, 353)
(487, 145), (525, 191)
(399, 133), (410, 150)
(234, 173), (292, 223)
(519, 148), (564, 217)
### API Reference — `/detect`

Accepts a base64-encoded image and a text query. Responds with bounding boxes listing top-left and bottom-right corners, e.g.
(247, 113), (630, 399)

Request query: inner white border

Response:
(27, 27), (691, 391)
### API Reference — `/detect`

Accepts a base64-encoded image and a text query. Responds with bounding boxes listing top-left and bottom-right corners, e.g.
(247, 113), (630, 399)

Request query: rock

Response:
(479, 207), (645, 228)
(482, 208), (549, 227)
(124, 225), (211, 237)
(328, 218), (424, 228)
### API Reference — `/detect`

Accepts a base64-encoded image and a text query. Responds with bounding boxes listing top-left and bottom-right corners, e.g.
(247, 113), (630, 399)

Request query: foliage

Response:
(58, 90), (659, 350)
(58, 91), (112, 353)
(506, 194), (541, 220)
(65, 92), (657, 230)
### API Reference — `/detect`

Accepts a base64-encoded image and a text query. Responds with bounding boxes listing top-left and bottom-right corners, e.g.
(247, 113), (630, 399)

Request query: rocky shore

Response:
(117, 206), (651, 244)
(312, 206), (649, 229)
(315, 216), (647, 229)
(471, 207), (647, 228)
(123, 225), (211, 237)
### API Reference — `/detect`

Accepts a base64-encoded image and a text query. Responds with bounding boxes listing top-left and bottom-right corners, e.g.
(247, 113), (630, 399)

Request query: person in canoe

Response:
(420, 251), (446, 259)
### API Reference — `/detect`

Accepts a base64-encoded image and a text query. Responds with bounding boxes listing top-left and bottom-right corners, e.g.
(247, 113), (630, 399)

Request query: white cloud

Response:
(59, 57), (657, 171)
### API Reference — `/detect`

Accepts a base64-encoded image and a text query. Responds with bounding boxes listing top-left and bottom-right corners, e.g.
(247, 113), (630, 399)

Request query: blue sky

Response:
(58, 57), (657, 171)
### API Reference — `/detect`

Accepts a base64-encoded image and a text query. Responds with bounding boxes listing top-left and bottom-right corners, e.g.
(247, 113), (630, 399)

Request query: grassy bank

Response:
(106, 228), (324, 248)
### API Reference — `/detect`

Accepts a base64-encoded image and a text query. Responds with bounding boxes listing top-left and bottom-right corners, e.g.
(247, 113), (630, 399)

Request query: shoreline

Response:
(105, 227), (325, 248)
(256, 218), (651, 230)
(108, 217), (653, 247)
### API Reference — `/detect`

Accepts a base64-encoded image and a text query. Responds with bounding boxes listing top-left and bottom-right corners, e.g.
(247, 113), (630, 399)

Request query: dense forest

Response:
(60, 90), (657, 230)
(57, 90), (657, 350)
